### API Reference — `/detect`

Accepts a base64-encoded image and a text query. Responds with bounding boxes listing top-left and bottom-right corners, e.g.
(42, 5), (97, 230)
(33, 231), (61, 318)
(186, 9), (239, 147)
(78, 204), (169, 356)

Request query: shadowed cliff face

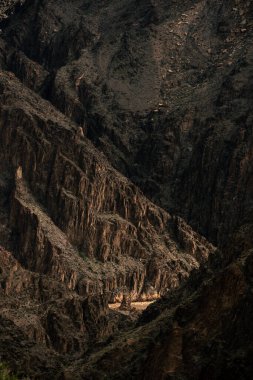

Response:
(0, 2), (216, 375)
(65, 227), (253, 380)
(2, 0), (252, 247)
(0, 71), (214, 302)
(0, 0), (253, 378)
(0, 244), (121, 378)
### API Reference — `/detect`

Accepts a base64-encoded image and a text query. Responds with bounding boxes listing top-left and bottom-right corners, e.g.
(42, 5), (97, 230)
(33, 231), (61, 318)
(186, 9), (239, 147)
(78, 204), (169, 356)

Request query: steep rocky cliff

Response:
(0, 0), (252, 378)
(65, 226), (253, 380)
(0, 244), (119, 378)
(0, 60), (215, 377)
(0, 70), (214, 301)
(2, 0), (251, 247)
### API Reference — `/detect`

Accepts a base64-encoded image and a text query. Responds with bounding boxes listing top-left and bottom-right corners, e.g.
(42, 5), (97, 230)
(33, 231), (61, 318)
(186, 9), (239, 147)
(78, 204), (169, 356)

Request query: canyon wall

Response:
(0, 0), (252, 378)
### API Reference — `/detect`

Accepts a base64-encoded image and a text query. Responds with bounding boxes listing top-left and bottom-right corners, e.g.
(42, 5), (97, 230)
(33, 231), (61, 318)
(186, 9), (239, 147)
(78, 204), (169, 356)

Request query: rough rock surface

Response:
(0, 71), (214, 301)
(0, 244), (120, 378)
(66, 227), (253, 380)
(2, 0), (251, 247)
(0, 67), (214, 377)
(0, 0), (252, 378)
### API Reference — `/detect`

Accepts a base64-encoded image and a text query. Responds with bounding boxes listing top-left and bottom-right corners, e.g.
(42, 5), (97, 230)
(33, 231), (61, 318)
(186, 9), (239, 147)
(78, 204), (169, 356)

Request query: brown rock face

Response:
(2, 0), (251, 248)
(71, 236), (253, 380)
(0, 71), (214, 302)
(0, 0), (252, 378)
(0, 245), (113, 378)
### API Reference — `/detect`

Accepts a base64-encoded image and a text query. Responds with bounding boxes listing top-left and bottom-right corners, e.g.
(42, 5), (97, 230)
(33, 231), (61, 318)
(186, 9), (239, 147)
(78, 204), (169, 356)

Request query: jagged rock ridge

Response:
(0, 0), (252, 378)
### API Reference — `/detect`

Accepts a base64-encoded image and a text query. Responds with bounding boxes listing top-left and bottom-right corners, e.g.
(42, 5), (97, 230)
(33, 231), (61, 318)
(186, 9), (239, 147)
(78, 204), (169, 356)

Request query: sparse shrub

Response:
(0, 363), (18, 380)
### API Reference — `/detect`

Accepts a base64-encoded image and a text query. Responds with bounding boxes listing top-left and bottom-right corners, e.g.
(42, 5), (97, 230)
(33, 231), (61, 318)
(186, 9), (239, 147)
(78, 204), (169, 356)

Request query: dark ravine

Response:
(0, 0), (253, 379)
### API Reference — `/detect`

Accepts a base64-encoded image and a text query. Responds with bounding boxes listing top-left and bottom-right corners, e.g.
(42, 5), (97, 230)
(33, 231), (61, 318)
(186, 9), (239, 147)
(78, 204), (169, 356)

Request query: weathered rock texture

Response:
(65, 226), (253, 380)
(0, 0), (252, 378)
(0, 244), (120, 378)
(2, 0), (252, 248)
(0, 71), (213, 303)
